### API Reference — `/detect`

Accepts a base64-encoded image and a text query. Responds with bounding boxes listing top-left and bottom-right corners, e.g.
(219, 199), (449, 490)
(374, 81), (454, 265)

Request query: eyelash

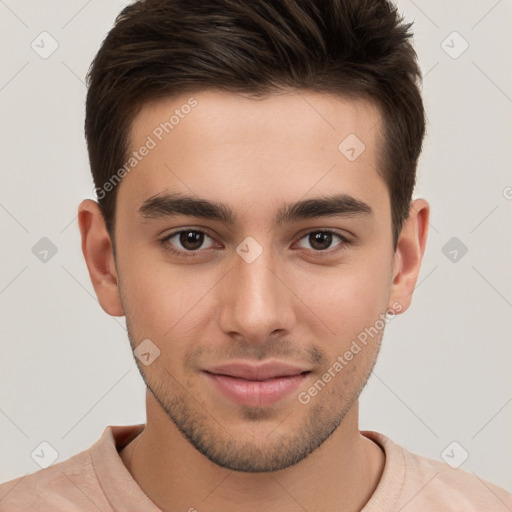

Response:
(159, 228), (352, 258)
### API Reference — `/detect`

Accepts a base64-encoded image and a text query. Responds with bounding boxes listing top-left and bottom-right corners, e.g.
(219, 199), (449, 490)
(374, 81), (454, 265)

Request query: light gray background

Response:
(1, 0), (511, 496)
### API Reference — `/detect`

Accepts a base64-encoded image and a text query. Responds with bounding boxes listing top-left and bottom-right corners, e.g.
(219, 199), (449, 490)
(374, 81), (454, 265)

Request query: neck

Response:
(120, 392), (385, 512)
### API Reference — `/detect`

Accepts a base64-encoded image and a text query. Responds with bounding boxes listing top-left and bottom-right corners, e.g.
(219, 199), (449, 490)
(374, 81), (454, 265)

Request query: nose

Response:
(217, 242), (296, 345)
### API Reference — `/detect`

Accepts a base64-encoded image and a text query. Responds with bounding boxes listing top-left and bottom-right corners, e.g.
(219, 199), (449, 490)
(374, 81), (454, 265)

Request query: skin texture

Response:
(78, 90), (429, 511)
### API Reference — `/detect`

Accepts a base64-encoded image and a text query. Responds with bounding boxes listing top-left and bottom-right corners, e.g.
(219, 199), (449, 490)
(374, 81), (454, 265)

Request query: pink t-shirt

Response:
(1, 424), (511, 511)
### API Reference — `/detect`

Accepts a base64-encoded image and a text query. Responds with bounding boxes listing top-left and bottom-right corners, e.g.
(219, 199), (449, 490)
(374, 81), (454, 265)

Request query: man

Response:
(1, 0), (510, 510)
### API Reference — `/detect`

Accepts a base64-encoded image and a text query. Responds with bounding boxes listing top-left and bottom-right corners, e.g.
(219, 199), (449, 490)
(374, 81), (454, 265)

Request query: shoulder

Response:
(402, 447), (512, 510)
(0, 448), (108, 511)
(0, 426), (127, 512)
(0, 424), (145, 511)
(363, 430), (512, 511)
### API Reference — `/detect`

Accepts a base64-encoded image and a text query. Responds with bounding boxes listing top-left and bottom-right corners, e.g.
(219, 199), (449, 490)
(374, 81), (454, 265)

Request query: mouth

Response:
(203, 361), (311, 407)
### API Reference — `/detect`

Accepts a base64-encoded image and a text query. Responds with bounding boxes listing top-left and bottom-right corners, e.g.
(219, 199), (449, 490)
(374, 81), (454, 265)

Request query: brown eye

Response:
(310, 232), (333, 251)
(179, 230), (205, 250)
(296, 230), (347, 252)
(161, 229), (216, 254)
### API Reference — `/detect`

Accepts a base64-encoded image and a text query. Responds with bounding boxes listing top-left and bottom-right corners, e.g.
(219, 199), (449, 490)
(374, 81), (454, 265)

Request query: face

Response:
(93, 91), (410, 472)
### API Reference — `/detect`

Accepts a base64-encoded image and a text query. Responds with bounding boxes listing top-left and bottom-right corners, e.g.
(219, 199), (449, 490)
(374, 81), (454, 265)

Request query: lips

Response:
(206, 361), (309, 380)
(203, 361), (311, 406)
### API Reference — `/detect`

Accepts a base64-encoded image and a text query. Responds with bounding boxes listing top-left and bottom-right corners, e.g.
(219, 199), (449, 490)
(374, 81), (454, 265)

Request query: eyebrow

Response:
(138, 191), (372, 226)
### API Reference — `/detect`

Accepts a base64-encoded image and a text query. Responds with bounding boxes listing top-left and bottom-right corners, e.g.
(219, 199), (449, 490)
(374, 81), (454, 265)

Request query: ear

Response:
(78, 199), (124, 316)
(388, 198), (430, 314)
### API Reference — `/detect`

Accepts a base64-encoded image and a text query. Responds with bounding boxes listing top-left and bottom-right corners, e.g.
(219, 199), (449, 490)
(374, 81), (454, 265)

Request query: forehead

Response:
(130, 89), (382, 152)
(117, 90), (387, 223)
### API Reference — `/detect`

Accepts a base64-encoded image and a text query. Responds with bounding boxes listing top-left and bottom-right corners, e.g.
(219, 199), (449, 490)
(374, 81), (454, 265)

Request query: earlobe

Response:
(78, 199), (124, 317)
(388, 198), (430, 313)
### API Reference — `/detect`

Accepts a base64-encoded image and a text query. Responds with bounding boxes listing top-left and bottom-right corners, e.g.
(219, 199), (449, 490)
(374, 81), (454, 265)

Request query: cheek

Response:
(297, 254), (392, 342)
(118, 251), (219, 342)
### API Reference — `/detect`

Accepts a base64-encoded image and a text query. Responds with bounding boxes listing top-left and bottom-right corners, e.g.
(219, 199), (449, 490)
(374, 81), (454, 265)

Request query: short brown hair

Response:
(85, 0), (425, 248)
